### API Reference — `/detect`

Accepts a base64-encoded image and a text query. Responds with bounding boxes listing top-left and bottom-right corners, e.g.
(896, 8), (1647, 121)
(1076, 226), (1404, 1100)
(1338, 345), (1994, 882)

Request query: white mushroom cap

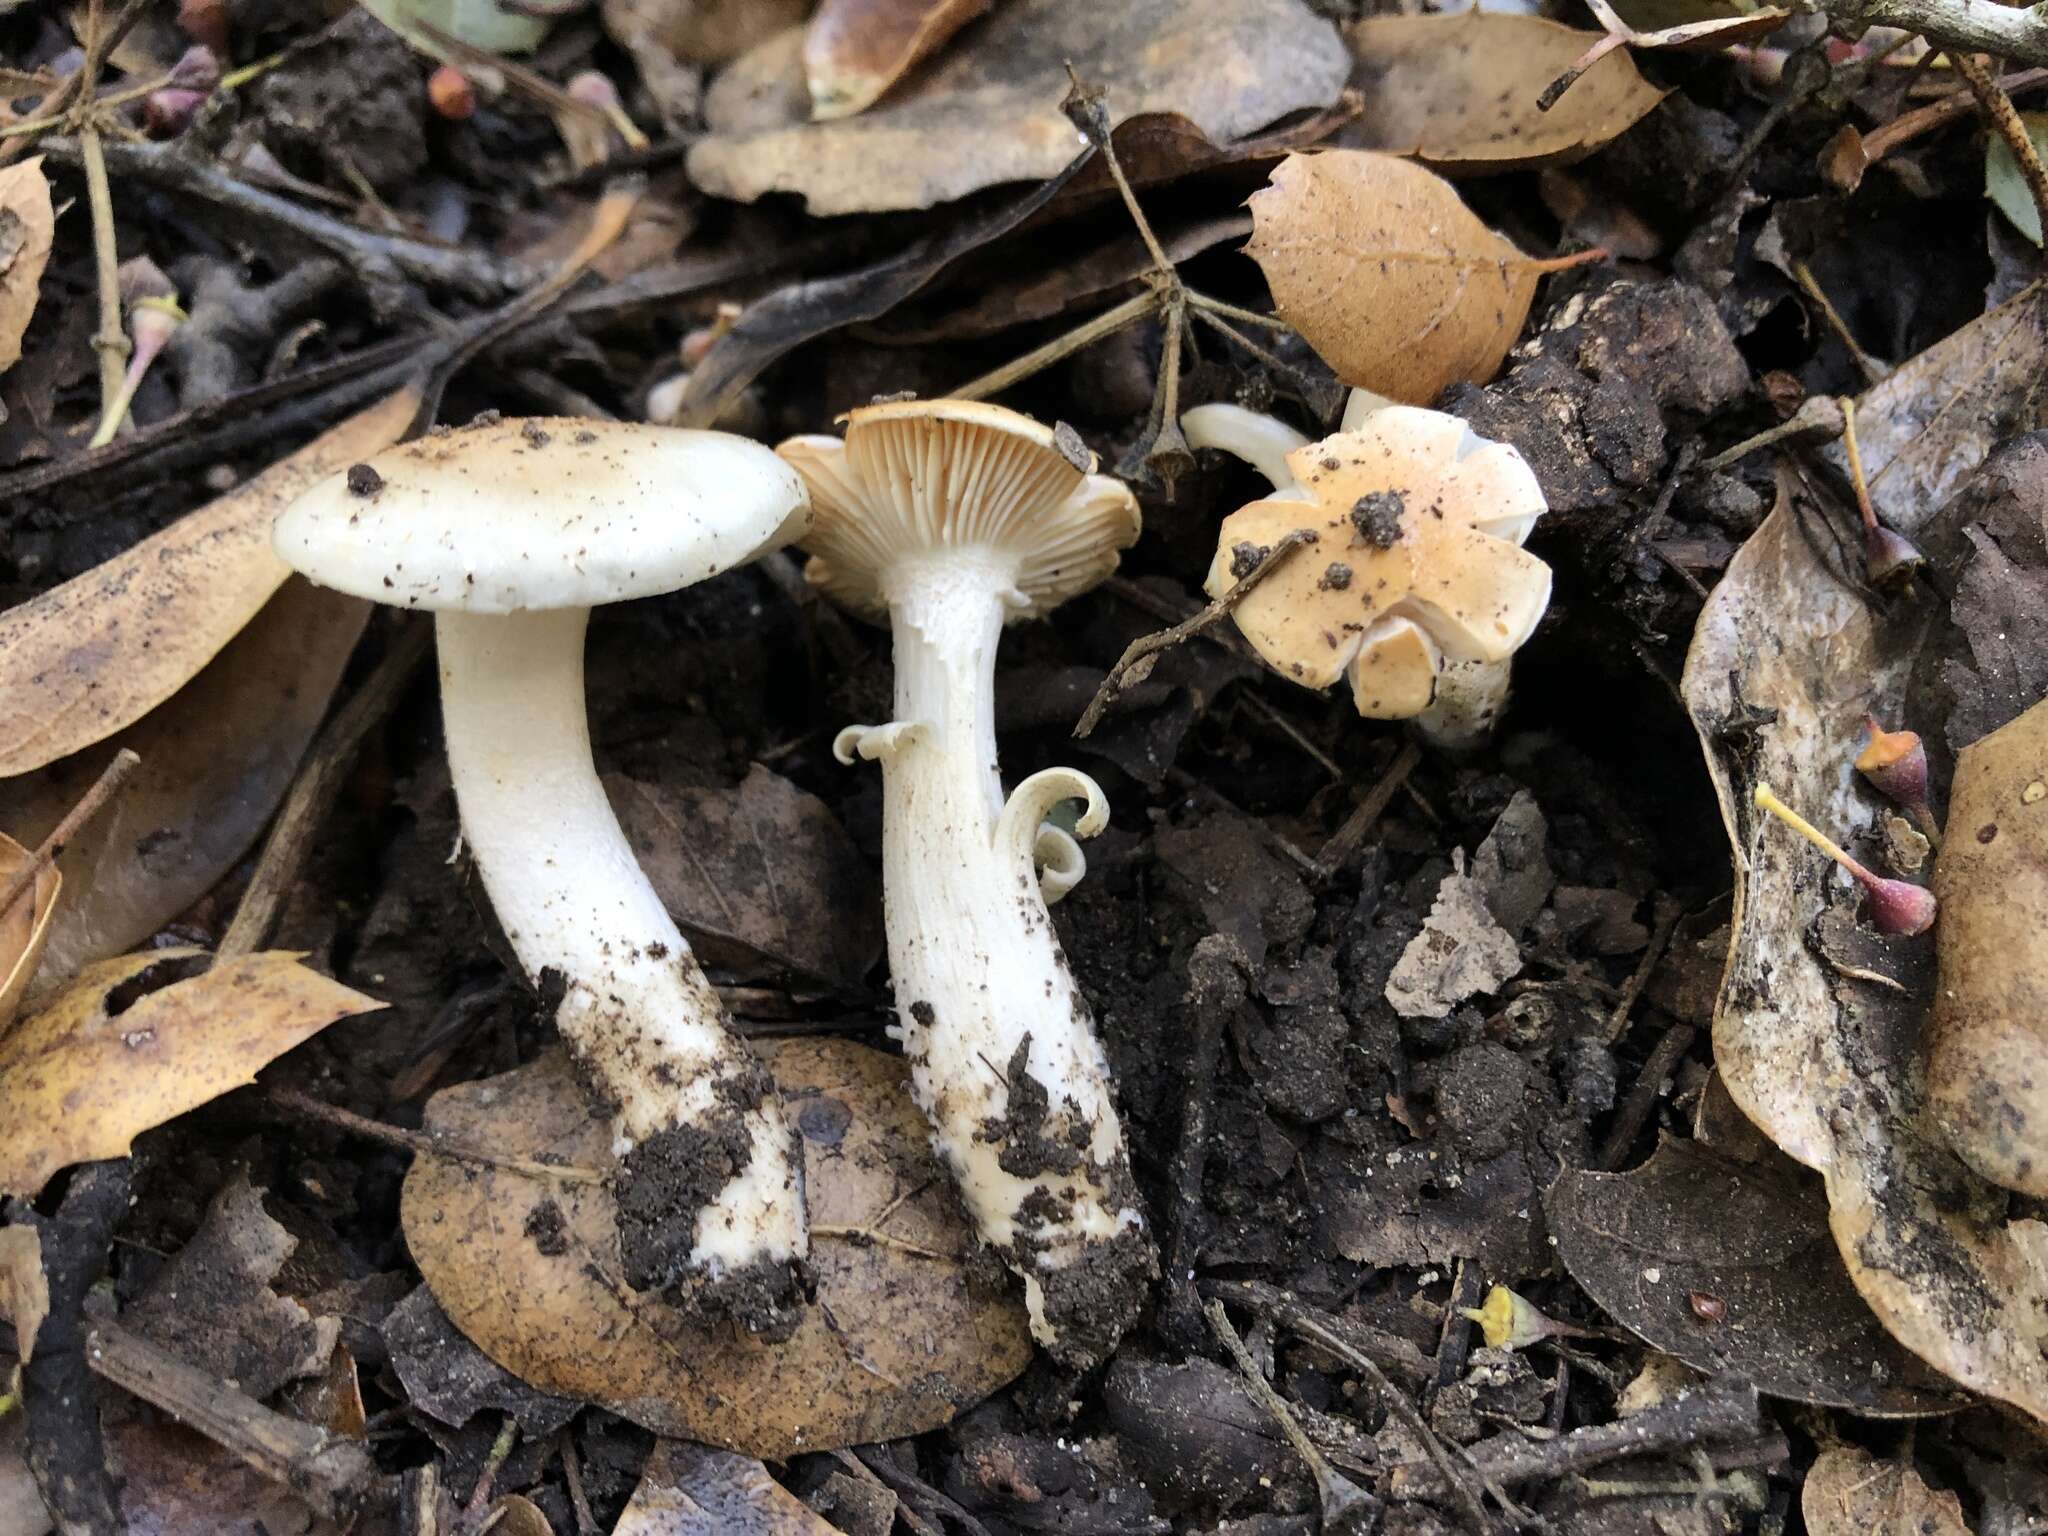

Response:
(777, 399), (1140, 625)
(275, 417), (811, 614)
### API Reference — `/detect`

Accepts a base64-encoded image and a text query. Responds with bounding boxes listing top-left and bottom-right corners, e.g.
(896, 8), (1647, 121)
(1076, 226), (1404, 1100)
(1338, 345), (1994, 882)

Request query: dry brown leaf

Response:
(1802, 1445), (1971, 1536)
(688, 0), (1350, 214)
(1682, 470), (2048, 1424)
(1926, 699), (2048, 1195)
(1549, 1137), (1961, 1416)
(1349, 14), (1667, 172)
(615, 1441), (848, 1534)
(0, 948), (383, 1197)
(608, 765), (884, 988)
(128, 1171), (341, 1401)
(0, 159), (53, 377)
(0, 830), (60, 1032)
(1822, 280), (2048, 532)
(0, 382), (416, 780)
(804, 0), (989, 120)
(0, 579), (369, 999)
(105, 1415), (342, 1536)
(401, 1039), (1033, 1457)
(1246, 150), (1552, 403)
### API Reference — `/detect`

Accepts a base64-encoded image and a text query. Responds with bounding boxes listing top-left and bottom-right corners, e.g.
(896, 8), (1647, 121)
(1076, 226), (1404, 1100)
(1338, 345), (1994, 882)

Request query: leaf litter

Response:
(7, 0), (2048, 1521)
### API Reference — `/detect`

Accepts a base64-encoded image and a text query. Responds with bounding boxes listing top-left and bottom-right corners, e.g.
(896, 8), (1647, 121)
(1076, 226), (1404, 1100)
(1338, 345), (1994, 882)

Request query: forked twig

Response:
(1075, 529), (1316, 736)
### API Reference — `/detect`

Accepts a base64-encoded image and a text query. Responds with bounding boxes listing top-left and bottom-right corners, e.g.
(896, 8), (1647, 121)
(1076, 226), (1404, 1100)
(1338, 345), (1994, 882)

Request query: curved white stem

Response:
(856, 557), (1152, 1365)
(436, 609), (806, 1322)
(1182, 404), (1311, 497)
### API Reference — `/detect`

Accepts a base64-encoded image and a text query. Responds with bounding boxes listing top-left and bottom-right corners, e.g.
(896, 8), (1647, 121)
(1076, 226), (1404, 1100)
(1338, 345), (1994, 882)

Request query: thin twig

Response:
(266, 1087), (605, 1184)
(1595, 1020), (1698, 1170)
(1699, 395), (1844, 473)
(87, 1322), (387, 1529)
(1076, 529), (1316, 737)
(952, 289), (1160, 402)
(1204, 1299), (1378, 1531)
(0, 0), (151, 167)
(1838, 395), (1881, 535)
(1959, 42), (2048, 216)
(1159, 939), (1247, 1348)
(40, 136), (530, 315)
(79, 128), (128, 414)
(1315, 741), (1424, 876)
(1791, 261), (1886, 384)
(1602, 899), (1682, 1045)
(218, 622), (433, 959)
(1389, 1380), (1761, 1500)
(1210, 1290), (1502, 1533)
(0, 748), (140, 924)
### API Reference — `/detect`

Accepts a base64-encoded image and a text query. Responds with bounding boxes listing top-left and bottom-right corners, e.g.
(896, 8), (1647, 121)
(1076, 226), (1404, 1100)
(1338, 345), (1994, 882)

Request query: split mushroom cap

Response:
(275, 416), (810, 613)
(779, 399), (1141, 625)
(1202, 405), (1551, 722)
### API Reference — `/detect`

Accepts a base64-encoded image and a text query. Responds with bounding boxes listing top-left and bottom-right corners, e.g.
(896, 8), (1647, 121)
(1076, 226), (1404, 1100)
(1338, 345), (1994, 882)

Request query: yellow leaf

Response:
(1246, 150), (1550, 404)
(0, 382), (419, 780)
(0, 158), (53, 375)
(0, 949), (384, 1196)
(0, 831), (59, 1033)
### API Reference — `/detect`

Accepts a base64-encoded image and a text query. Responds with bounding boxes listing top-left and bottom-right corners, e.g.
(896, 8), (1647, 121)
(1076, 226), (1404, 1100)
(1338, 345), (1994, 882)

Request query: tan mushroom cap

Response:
(1201, 406), (1550, 720)
(274, 417), (810, 615)
(777, 399), (1140, 624)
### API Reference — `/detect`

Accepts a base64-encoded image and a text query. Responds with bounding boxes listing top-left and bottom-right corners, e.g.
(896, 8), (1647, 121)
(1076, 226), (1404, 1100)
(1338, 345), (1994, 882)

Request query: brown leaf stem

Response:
(0, 748), (140, 925)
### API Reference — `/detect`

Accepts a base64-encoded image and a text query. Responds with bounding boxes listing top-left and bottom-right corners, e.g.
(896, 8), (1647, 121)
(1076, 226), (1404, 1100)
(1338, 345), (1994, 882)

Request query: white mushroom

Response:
(776, 400), (1156, 1368)
(1191, 402), (1550, 748)
(274, 416), (814, 1335)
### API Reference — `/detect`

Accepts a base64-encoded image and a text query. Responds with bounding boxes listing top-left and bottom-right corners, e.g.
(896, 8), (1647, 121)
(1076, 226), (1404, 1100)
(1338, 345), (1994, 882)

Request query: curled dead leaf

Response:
(804, 0), (989, 120)
(401, 1039), (1033, 1457)
(1246, 151), (1561, 404)
(0, 948), (384, 1197)
(0, 383), (415, 780)
(0, 158), (53, 376)
(0, 831), (60, 1033)
(688, 0), (1350, 214)
(1926, 698), (2048, 1195)
(1349, 14), (1667, 172)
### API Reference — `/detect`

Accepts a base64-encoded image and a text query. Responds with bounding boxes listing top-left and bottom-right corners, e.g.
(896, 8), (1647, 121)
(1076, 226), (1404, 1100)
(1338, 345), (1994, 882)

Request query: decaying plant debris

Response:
(4, 0), (2048, 1529)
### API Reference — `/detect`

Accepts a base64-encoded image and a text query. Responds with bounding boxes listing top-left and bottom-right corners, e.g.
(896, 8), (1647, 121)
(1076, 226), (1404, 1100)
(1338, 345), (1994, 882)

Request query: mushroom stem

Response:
(1412, 657), (1515, 750)
(839, 560), (1151, 1367)
(434, 607), (807, 1329)
(1182, 403), (1311, 496)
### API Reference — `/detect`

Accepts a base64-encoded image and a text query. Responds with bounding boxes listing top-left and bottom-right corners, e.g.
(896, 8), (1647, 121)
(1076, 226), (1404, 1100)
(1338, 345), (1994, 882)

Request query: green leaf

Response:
(1985, 112), (2048, 246)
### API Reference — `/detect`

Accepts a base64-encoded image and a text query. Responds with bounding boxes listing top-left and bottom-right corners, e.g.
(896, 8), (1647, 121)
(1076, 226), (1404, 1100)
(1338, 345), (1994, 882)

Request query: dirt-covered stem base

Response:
(436, 607), (808, 1333)
(838, 556), (1154, 1367)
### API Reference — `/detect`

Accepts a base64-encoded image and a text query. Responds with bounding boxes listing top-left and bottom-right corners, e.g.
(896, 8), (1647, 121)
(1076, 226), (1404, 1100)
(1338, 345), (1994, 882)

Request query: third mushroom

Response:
(777, 400), (1158, 1369)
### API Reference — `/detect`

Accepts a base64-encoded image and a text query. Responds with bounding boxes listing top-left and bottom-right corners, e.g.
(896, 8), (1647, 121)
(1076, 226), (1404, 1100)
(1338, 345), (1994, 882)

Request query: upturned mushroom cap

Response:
(1202, 406), (1550, 720)
(275, 417), (810, 614)
(776, 399), (1140, 624)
